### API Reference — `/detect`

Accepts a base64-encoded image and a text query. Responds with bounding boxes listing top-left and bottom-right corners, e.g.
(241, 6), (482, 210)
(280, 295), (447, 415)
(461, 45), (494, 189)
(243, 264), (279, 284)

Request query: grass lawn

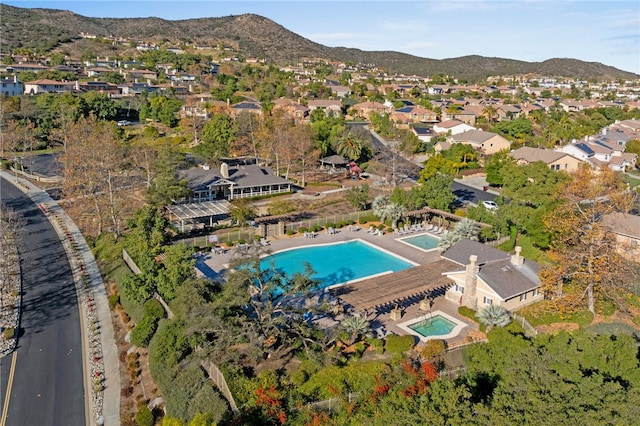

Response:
(518, 301), (594, 327)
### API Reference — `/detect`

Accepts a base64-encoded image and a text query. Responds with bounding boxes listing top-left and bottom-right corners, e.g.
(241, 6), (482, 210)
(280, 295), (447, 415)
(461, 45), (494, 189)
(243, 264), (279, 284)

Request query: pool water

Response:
(260, 240), (415, 290)
(400, 233), (440, 251)
(408, 315), (456, 337)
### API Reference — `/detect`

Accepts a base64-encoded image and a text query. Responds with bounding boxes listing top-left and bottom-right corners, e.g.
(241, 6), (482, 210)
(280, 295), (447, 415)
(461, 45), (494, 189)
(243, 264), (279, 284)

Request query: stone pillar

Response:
(462, 255), (479, 310)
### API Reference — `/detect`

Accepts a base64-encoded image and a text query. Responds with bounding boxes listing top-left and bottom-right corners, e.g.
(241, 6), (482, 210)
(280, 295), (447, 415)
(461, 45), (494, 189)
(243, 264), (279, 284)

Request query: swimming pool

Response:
(398, 233), (440, 252)
(397, 311), (467, 341)
(260, 239), (417, 290)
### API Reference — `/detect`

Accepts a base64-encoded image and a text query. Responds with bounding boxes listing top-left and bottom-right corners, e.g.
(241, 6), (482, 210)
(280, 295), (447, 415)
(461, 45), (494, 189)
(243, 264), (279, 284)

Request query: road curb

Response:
(0, 171), (121, 426)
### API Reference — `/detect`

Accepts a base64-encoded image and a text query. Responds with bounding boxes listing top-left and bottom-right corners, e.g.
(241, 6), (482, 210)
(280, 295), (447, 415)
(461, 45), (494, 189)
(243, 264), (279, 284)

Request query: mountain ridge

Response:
(1, 4), (637, 81)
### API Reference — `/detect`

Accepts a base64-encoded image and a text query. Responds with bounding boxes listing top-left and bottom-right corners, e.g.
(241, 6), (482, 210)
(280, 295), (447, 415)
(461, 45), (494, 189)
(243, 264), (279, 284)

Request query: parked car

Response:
(482, 200), (498, 210)
(117, 120), (132, 126)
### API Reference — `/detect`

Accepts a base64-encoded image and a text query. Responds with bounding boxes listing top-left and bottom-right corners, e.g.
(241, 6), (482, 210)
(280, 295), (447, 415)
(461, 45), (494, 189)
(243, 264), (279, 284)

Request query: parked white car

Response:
(482, 200), (498, 210)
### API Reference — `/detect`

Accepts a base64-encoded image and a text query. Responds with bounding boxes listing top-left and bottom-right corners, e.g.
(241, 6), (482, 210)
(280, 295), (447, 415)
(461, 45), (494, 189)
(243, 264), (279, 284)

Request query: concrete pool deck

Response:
(198, 226), (479, 345)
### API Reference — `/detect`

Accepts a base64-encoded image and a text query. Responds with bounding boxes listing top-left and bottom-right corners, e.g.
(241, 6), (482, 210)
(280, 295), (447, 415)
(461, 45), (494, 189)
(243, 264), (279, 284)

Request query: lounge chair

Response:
(260, 238), (270, 246)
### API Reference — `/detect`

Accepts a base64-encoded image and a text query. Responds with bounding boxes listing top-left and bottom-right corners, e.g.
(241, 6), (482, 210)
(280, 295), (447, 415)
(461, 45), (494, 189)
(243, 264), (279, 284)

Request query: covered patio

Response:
(166, 200), (231, 232)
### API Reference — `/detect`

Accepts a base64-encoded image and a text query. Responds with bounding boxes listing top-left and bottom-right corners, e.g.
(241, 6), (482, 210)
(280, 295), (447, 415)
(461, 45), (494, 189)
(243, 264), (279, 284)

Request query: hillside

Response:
(1, 4), (637, 81)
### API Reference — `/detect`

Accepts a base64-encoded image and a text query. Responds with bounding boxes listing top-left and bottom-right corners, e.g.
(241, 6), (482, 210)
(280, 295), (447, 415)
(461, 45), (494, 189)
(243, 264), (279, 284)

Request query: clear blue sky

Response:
(4, 1), (640, 75)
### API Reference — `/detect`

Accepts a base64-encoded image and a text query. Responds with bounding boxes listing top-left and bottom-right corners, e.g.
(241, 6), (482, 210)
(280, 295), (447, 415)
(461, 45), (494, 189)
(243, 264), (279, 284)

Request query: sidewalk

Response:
(0, 171), (120, 426)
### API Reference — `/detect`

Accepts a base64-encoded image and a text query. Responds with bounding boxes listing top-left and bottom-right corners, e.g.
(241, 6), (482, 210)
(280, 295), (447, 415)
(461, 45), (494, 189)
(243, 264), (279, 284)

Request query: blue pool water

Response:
(260, 240), (414, 289)
(408, 315), (456, 337)
(400, 233), (440, 251)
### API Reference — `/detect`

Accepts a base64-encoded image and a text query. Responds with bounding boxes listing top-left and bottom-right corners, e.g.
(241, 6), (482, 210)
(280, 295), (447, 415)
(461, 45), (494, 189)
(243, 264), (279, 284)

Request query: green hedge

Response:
(130, 316), (159, 347)
(143, 298), (166, 321)
(384, 334), (415, 355)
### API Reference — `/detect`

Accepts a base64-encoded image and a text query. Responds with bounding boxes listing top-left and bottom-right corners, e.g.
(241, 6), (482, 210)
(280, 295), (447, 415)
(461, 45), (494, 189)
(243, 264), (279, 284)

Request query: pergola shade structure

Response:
(166, 200), (231, 232)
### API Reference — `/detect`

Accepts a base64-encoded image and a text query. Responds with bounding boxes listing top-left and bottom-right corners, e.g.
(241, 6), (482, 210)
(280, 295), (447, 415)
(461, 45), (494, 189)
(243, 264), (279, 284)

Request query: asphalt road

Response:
(0, 178), (85, 426)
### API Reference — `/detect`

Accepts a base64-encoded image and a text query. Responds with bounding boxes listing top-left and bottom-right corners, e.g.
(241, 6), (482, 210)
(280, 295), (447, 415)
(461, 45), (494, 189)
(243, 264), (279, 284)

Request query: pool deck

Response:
(199, 227), (478, 345)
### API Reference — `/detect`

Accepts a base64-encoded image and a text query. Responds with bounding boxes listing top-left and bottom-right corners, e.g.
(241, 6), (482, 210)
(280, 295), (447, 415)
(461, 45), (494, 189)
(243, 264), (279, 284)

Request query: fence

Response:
(285, 210), (374, 234)
(201, 360), (239, 413)
(512, 313), (538, 337)
(122, 248), (142, 275)
(300, 392), (361, 412)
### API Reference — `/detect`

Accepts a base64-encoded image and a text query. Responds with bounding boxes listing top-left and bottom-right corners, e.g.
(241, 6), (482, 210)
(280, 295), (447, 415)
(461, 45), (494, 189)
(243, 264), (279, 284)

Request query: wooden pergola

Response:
(406, 207), (492, 228)
(330, 259), (458, 313)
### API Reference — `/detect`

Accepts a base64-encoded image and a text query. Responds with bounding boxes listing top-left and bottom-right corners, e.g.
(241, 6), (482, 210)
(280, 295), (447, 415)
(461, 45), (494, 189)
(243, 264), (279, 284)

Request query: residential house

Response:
(601, 212), (640, 261)
(452, 107), (479, 125)
(509, 146), (583, 172)
(307, 99), (343, 117)
(448, 130), (511, 155)
(272, 98), (310, 123)
(77, 81), (120, 96)
(122, 69), (158, 81)
(86, 67), (115, 77)
(325, 84), (351, 98)
(411, 127), (434, 143)
(179, 158), (296, 202)
(442, 240), (543, 311)
(495, 104), (522, 121)
(1, 76), (23, 97)
(351, 101), (390, 120)
(230, 101), (263, 118)
(433, 120), (475, 135)
(390, 105), (438, 125)
(23, 79), (75, 95)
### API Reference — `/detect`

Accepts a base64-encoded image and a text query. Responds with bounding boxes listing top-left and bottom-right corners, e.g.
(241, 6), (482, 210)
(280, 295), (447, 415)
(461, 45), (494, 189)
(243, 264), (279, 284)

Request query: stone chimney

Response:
(462, 255), (479, 309)
(220, 162), (229, 178)
(511, 246), (524, 267)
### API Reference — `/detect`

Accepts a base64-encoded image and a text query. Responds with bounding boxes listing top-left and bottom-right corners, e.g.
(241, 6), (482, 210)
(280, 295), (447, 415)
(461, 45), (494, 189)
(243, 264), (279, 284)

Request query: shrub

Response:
(130, 316), (159, 347)
(298, 226), (308, 234)
(2, 327), (15, 339)
(143, 298), (166, 321)
(385, 334), (415, 355)
(108, 294), (120, 309)
(285, 229), (295, 236)
(419, 339), (446, 360)
(135, 405), (154, 426)
(365, 337), (384, 354)
(458, 306), (478, 322)
(325, 222), (336, 229)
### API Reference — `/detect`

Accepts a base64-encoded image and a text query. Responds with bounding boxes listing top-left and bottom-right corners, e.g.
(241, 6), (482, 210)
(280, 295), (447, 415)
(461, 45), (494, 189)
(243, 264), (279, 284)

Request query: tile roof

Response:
(509, 147), (573, 164)
(451, 130), (498, 144)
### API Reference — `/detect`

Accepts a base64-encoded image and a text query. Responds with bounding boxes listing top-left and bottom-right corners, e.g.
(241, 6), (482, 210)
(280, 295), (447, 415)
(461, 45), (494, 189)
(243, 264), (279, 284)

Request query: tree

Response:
(339, 315), (373, 345)
(476, 305), (511, 331)
(346, 184), (370, 211)
(223, 254), (325, 357)
(484, 149), (515, 186)
(372, 195), (406, 229)
(541, 165), (638, 314)
(60, 116), (130, 236)
(410, 174), (456, 211)
(481, 105), (498, 123)
(196, 113), (236, 163)
(228, 198), (256, 227)
(437, 218), (480, 252)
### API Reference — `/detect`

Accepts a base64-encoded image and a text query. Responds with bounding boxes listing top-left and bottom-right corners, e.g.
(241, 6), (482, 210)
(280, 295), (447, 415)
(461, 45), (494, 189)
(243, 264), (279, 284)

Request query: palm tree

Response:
(372, 195), (406, 230)
(336, 132), (364, 161)
(452, 218), (480, 241)
(476, 305), (511, 332)
(438, 218), (480, 252)
(339, 315), (373, 345)
(482, 105), (498, 123)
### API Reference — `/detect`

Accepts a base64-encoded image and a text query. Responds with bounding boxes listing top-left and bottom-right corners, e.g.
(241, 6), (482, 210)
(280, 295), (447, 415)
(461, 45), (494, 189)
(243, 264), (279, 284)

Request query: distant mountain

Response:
(1, 4), (637, 81)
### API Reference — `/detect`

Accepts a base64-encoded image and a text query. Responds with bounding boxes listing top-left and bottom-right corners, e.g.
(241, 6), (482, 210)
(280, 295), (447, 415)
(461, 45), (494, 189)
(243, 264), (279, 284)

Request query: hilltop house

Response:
(442, 240), (543, 311)
(447, 130), (511, 155)
(23, 79), (75, 95)
(351, 101), (389, 120)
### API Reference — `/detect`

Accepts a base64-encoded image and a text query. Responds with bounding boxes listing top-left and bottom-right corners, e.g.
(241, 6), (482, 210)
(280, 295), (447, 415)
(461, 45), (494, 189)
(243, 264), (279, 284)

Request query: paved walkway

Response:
(0, 171), (120, 426)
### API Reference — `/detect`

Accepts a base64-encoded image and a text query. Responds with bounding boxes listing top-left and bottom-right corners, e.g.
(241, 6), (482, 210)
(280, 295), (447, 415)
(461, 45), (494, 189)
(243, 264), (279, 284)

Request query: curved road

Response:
(0, 178), (85, 426)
